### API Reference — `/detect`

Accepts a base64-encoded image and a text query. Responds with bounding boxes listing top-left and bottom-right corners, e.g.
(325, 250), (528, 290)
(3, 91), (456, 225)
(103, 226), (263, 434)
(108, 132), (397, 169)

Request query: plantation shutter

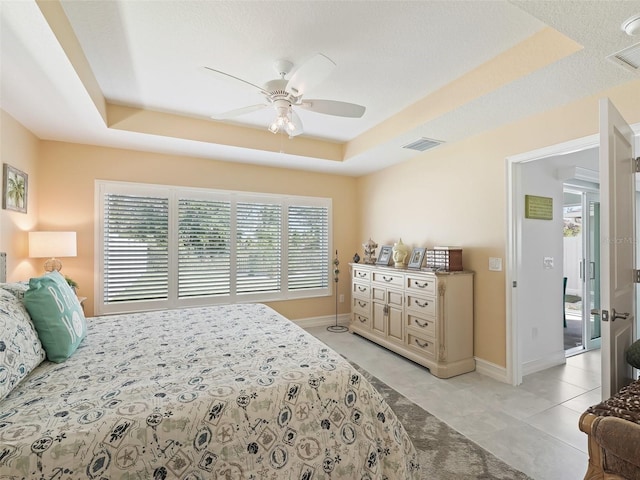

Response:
(288, 204), (329, 290)
(178, 198), (231, 297)
(103, 193), (169, 303)
(98, 181), (331, 313)
(236, 202), (282, 294)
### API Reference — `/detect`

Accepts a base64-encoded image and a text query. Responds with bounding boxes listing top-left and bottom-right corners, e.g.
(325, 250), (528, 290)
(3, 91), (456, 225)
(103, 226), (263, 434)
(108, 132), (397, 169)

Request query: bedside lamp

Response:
(29, 231), (77, 272)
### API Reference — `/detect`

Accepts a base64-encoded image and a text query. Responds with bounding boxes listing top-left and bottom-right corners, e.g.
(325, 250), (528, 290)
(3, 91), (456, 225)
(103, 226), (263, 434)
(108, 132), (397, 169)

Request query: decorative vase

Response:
(353, 252), (360, 263)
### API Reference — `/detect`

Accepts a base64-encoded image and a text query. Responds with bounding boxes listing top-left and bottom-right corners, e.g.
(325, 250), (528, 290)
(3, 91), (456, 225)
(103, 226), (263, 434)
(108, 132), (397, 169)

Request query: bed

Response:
(0, 277), (418, 479)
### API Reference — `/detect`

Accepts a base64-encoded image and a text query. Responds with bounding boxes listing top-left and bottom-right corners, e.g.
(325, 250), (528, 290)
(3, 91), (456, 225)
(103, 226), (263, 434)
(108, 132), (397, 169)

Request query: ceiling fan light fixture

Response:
(268, 108), (298, 136)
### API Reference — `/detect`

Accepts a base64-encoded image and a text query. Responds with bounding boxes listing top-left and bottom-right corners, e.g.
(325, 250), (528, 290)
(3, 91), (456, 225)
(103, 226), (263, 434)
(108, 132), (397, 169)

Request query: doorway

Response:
(563, 187), (601, 356)
(507, 121), (639, 387)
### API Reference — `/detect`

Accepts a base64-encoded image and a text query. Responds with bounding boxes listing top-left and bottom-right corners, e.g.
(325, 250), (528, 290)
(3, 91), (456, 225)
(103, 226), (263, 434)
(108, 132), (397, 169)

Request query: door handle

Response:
(592, 308), (609, 321)
(611, 308), (630, 322)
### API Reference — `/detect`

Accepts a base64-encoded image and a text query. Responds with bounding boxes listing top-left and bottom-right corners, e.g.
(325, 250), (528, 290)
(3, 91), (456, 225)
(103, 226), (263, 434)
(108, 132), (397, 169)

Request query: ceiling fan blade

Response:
(204, 66), (270, 96)
(286, 53), (336, 96)
(211, 104), (268, 120)
(299, 99), (366, 118)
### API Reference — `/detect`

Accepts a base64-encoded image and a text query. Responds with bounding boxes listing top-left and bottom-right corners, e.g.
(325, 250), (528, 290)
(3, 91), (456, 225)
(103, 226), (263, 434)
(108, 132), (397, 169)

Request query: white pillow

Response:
(0, 288), (45, 401)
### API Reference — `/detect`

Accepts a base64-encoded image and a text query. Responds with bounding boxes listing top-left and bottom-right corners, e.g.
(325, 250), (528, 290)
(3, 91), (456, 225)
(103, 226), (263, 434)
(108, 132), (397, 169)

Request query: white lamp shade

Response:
(29, 231), (77, 258)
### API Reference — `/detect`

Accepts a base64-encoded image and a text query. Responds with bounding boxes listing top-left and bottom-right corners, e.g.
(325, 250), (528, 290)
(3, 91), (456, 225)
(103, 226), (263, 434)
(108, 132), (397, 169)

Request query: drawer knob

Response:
(383, 276), (393, 282)
(414, 339), (429, 348)
(358, 300), (367, 307)
(358, 286), (366, 292)
(414, 281), (429, 288)
(414, 300), (429, 308)
(358, 315), (367, 323)
(415, 319), (429, 328)
(358, 272), (366, 278)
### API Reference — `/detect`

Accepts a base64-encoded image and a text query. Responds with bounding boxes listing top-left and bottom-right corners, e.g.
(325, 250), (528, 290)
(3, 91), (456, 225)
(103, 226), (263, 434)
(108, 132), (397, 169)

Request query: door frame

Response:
(505, 123), (640, 386)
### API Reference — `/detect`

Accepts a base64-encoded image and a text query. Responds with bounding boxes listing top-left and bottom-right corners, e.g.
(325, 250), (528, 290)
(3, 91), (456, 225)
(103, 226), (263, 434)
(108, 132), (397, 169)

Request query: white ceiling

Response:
(1, 1), (639, 176)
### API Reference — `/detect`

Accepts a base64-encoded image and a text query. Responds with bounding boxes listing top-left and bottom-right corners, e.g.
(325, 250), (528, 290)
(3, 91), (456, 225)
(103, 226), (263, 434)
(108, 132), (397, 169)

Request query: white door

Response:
(599, 98), (636, 399)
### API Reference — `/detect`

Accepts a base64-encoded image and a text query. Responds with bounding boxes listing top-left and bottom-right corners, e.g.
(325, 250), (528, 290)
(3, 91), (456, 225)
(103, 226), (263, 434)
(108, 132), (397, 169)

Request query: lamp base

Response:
(326, 325), (348, 333)
(44, 257), (62, 272)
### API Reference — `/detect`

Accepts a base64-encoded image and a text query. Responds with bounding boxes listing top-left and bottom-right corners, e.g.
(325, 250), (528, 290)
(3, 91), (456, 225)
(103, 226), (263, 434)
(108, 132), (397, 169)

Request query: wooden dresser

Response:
(350, 263), (474, 378)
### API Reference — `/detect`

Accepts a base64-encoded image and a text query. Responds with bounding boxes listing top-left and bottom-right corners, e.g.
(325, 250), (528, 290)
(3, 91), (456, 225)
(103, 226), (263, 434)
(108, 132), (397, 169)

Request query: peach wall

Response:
(0, 110), (40, 280)
(357, 79), (640, 367)
(36, 142), (358, 319)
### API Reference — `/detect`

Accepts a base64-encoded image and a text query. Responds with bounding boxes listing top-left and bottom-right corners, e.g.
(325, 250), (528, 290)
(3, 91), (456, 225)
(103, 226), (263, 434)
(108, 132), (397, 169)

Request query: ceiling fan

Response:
(204, 53), (366, 137)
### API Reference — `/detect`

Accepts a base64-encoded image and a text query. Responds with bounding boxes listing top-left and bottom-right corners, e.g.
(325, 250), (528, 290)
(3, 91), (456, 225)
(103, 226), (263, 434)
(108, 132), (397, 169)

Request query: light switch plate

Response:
(543, 256), (554, 269)
(489, 257), (502, 271)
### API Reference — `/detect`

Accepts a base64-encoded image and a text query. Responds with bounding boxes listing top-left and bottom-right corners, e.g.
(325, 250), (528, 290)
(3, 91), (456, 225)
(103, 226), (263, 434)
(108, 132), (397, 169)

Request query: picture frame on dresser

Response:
(408, 247), (426, 269)
(376, 245), (393, 265)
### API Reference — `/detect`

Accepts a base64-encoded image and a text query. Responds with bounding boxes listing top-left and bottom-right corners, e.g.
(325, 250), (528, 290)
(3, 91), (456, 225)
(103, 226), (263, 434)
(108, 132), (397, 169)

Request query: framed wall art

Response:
(408, 247), (426, 269)
(376, 245), (393, 266)
(2, 163), (28, 213)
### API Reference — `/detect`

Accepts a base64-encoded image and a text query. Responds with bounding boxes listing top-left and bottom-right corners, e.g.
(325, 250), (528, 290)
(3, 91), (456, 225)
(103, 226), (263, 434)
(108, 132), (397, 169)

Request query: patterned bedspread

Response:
(0, 303), (418, 479)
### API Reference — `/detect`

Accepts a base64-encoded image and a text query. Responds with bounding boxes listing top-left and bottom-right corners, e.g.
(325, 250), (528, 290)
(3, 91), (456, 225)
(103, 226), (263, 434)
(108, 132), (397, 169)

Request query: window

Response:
(96, 181), (332, 314)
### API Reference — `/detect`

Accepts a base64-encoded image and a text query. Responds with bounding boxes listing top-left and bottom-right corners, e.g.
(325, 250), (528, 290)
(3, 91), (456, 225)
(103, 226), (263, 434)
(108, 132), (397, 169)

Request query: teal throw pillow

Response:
(24, 271), (87, 363)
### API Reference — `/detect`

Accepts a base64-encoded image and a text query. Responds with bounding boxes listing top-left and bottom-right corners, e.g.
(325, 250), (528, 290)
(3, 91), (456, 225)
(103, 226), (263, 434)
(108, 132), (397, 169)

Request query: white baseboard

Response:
(475, 357), (509, 383)
(295, 313), (350, 329)
(522, 350), (566, 376)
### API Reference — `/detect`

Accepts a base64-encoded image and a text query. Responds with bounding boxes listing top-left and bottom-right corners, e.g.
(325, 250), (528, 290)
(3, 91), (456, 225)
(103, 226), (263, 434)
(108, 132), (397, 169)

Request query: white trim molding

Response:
(522, 351), (566, 376)
(296, 313), (350, 329)
(475, 357), (509, 383)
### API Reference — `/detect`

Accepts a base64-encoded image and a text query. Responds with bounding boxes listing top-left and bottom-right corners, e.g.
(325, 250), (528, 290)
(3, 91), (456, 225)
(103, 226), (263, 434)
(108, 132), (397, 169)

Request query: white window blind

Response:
(288, 204), (329, 290)
(237, 202), (282, 294)
(103, 193), (169, 303)
(97, 181), (332, 314)
(178, 198), (231, 298)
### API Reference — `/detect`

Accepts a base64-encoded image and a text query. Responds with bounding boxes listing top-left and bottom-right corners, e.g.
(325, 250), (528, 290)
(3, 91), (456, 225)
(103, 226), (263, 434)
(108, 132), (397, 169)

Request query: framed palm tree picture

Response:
(2, 163), (28, 213)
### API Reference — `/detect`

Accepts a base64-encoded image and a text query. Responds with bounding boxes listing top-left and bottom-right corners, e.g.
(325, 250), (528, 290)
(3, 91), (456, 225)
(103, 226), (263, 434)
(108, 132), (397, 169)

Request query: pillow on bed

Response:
(24, 271), (87, 363)
(0, 288), (46, 401)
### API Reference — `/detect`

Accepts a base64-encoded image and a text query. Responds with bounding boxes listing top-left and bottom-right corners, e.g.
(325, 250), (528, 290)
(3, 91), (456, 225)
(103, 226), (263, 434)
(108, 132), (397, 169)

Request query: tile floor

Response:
(306, 326), (601, 480)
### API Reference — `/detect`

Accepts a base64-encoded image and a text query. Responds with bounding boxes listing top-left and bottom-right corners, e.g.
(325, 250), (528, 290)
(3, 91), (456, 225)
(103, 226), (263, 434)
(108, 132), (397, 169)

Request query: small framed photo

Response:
(408, 247), (426, 269)
(2, 164), (28, 213)
(376, 245), (393, 266)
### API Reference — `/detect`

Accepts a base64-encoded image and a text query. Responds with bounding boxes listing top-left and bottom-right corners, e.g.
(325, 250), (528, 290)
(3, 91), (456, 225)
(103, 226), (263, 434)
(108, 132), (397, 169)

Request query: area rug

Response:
(350, 362), (533, 480)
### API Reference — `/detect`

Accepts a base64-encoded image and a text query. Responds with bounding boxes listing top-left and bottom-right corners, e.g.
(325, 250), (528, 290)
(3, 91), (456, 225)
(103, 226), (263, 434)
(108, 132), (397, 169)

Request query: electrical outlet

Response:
(543, 256), (554, 269)
(339, 294), (344, 303)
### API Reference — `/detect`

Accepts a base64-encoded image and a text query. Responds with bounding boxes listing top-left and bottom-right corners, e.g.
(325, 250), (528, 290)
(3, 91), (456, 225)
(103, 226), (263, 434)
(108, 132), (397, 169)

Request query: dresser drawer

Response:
(352, 297), (370, 315)
(352, 268), (371, 282)
(352, 281), (370, 298)
(407, 333), (436, 358)
(352, 312), (370, 328)
(406, 274), (436, 295)
(406, 294), (436, 316)
(372, 271), (404, 288)
(407, 314), (436, 336)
